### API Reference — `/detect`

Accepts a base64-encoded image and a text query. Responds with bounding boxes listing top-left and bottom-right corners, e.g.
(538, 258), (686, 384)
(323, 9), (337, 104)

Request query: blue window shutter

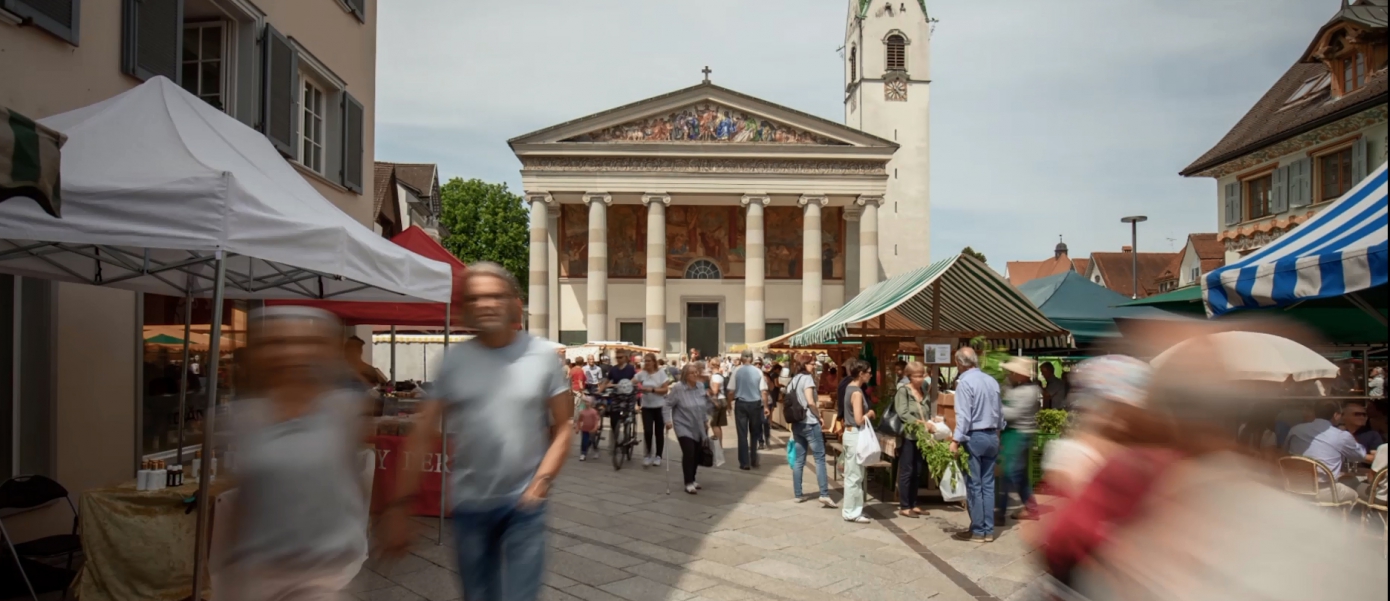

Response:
(1270, 165), (1289, 214)
(259, 23), (298, 157)
(1224, 182), (1241, 226)
(1351, 137), (1368, 185)
(340, 92), (364, 193)
(1289, 158), (1312, 208)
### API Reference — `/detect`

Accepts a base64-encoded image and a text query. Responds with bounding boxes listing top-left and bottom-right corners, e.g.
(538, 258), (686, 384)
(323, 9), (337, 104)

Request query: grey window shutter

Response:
(2, 0), (81, 45)
(260, 23), (298, 157)
(121, 0), (183, 83)
(345, 0), (365, 22)
(1289, 157), (1312, 208)
(1351, 137), (1368, 185)
(1224, 182), (1241, 226)
(341, 92), (364, 193)
(1270, 165), (1289, 215)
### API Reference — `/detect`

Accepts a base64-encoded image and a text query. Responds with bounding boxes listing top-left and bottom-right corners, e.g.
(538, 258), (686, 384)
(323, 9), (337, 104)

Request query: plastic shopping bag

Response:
(786, 440), (798, 468)
(940, 463), (967, 503)
(712, 436), (726, 467)
(854, 430), (882, 465)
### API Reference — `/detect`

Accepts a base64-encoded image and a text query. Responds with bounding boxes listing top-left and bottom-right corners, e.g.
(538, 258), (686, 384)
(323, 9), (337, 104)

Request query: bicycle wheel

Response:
(623, 418), (636, 461)
(612, 416), (626, 471)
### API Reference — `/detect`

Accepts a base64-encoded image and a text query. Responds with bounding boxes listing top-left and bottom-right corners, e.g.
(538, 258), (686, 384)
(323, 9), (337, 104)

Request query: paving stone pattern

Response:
(348, 433), (1049, 601)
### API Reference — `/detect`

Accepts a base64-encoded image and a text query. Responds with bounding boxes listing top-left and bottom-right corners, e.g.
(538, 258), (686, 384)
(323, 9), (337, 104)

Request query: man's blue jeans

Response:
(734, 401), (762, 468)
(453, 499), (547, 601)
(791, 421), (830, 498)
(964, 430), (1000, 537)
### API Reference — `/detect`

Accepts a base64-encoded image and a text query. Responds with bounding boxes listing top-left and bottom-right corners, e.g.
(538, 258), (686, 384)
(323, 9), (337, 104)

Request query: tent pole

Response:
(175, 289), (194, 466)
(1349, 292), (1388, 327)
(439, 303), (450, 545)
(190, 254), (227, 600)
(390, 325), (397, 385)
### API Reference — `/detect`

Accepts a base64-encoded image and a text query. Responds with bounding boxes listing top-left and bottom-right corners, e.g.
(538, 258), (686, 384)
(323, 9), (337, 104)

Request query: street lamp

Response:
(1120, 216), (1148, 299)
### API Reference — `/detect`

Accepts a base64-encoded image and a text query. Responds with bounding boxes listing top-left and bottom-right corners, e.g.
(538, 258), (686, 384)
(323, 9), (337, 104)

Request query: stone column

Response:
(526, 192), (552, 338)
(857, 195), (884, 292)
(843, 205), (862, 297)
(742, 194), (770, 345)
(642, 193), (670, 354)
(799, 194), (827, 325)
(584, 192), (611, 342)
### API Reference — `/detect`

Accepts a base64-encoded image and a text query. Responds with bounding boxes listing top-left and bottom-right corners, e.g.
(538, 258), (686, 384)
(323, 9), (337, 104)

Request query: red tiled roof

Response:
(1007, 255), (1075, 288)
(372, 162), (394, 218)
(1187, 233), (1226, 274)
(387, 163), (441, 215)
(1071, 258), (1091, 275)
(1090, 251), (1179, 299)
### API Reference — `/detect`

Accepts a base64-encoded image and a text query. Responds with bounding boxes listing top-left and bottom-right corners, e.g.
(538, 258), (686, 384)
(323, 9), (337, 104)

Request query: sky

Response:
(376, 0), (1336, 272)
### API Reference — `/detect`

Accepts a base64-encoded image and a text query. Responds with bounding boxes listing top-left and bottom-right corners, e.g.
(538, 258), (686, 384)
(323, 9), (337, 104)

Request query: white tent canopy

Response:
(0, 76), (451, 302)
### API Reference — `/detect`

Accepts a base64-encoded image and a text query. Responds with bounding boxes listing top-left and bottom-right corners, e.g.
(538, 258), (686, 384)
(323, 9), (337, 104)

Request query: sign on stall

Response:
(923, 343), (953, 365)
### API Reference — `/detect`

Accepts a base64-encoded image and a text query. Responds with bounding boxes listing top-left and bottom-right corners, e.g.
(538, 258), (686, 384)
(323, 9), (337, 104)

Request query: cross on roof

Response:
(701, 66), (712, 83)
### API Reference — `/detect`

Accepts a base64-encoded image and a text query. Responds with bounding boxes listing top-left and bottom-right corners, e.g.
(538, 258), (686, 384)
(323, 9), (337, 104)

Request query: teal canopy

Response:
(1017, 271), (1177, 344)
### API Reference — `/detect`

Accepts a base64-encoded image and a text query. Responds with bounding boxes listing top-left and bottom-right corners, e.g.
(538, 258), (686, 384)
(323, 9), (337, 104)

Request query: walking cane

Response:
(664, 428), (672, 495)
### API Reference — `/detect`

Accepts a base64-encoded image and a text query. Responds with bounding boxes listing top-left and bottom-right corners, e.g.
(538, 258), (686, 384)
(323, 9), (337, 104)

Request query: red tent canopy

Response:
(272, 226), (466, 326)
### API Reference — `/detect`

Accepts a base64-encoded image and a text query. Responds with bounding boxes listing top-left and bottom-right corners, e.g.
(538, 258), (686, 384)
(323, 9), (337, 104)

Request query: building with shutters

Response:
(0, 0), (379, 541)
(1180, 0), (1388, 264)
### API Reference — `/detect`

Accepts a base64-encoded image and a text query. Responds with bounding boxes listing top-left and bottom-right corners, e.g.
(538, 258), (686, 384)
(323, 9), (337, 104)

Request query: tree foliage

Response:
(439, 178), (530, 295)
(960, 246), (987, 264)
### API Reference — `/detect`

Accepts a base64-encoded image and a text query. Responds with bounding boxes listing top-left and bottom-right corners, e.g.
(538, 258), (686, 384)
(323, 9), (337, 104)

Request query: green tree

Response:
(439, 178), (530, 295)
(961, 246), (987, 264)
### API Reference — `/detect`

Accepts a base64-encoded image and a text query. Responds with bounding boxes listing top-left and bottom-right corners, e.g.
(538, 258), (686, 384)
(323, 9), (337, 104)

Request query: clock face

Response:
(885, 80), (907, 102)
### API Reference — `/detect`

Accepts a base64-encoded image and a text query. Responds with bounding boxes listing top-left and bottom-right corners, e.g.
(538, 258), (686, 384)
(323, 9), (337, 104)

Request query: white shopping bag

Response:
(712, 436), (726, 467)
(940, 463), (967, 503)
(854, 430), (882, 465)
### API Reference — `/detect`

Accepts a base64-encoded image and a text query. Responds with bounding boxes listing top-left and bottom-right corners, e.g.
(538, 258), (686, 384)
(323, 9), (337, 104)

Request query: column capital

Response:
(524, 191), (554, 204)
(797, 194), (829, 208)
(740, 194), (771, 207)
(843, 205), (864, 221)
(583, 192), (612, 206)
(641, 193), (671, 207)
(855, 195), (884, 208)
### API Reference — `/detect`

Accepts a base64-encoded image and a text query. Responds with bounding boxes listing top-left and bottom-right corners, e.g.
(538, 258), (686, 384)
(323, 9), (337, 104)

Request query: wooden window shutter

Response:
(1289, 157), (1312, 208)
(341, 92), (364, 193)
(886, 35), (906, 71)
(2, 0), (81, 44)
(259, 23), (298, 157)
(121, 0), (183, 83)
(1351, 137), (1368, 185)
(1224, 182), (1241, 226)
(1270, 165), (1289, 215)
(345, 0), (365, 22)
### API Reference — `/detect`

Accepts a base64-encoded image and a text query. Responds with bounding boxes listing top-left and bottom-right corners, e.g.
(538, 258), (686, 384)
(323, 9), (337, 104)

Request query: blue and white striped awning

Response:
(1203, 162), (1387, 317)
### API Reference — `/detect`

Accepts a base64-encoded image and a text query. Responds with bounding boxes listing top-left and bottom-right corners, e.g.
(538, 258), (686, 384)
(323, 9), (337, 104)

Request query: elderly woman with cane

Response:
(665, 363), (714, 494)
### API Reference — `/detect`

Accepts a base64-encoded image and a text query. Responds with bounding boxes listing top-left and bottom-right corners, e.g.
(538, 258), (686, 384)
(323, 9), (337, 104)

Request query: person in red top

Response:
(568, 360), (585, 392)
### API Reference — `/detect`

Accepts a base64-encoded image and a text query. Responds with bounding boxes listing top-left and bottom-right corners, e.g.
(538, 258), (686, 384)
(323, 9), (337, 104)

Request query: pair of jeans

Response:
(453, 499), (548, 601)
(841, 430), (866, 519)
(964, 430), (1000, 536)
(733, 401), (763, 468)
(995, 429), (1036, 517)
(580, 431), (596, 455)
(897, 435), (926, 510)
(641, 407), (665, 458)
(760, 406), (772, 445)
(677, 436), (700, 485)
(791, 421), (830, 498)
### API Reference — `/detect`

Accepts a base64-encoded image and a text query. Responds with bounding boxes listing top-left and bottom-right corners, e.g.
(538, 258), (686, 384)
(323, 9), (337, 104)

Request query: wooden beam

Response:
(845, 328), (1064, 339)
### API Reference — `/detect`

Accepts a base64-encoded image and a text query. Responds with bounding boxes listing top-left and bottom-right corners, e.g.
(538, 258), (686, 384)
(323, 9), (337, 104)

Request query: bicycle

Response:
(599, 385), (640, 471)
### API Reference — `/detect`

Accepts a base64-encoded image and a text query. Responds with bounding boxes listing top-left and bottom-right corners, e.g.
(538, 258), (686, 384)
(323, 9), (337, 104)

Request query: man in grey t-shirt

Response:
(384, 262), (572, 601)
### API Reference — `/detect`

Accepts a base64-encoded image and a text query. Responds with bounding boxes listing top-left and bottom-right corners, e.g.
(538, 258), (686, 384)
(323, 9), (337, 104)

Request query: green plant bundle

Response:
(904, 422), (970, 490)
(1037, 409), (1071, 436)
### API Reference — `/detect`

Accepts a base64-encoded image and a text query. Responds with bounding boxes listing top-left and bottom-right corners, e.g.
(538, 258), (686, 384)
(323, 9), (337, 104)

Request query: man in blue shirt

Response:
(949, 347), (1002, 543)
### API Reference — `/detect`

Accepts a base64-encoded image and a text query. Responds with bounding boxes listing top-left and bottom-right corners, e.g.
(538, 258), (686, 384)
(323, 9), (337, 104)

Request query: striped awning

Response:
(786, 254), (1073, 349)
(0, 106), (64, 218)
(1204, 163), (1387, 317)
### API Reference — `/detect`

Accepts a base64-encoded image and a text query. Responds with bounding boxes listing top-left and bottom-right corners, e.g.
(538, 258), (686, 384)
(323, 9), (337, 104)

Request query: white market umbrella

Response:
(1150, 331), (1338, 383)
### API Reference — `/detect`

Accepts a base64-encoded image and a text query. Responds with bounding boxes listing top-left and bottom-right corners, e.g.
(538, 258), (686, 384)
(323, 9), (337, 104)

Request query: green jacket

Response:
(893, 385), (930, 439)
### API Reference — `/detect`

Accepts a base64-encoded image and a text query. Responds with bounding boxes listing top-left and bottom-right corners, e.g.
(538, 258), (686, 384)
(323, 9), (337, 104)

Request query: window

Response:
(1246, 174), (1274, 220)
(886, 34), (906, 71)
(1, 275), (55, 480)
(765, 322), (787, 339)
(182, 22), (225, 111)
(1343, 52), (1367, 93)
(618, 322), (644, 347)
(3, 0), (80, 45)
(685, 259), (721, 279)
(299, 78), (326, 174)
(1190, 267), (1199, 282)
(848, 46), (857, 82)
(1319, 147), (1354, 202)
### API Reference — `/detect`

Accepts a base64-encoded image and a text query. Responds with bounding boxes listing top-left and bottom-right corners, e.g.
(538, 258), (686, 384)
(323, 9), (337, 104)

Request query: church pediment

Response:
(561, 102), (846, 145)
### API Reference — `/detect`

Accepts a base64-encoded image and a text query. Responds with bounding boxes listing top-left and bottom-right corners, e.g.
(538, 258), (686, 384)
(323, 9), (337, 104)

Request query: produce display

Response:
(904, 421), (970, 491)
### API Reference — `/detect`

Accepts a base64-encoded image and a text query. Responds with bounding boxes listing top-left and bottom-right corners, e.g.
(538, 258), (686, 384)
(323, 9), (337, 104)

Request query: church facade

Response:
(512, 1), (933, 356)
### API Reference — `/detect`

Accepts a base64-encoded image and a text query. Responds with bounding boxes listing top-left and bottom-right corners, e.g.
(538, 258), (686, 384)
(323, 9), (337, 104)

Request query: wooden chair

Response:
(1356, 468), (1387, 557)
(1276, 456), (1358, 519)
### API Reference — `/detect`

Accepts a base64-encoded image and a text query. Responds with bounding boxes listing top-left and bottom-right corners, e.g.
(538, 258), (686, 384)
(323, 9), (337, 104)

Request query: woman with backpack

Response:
(786, 353), (838, 508)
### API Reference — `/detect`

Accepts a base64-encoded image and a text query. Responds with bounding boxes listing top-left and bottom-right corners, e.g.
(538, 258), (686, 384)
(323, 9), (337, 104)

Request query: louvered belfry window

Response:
(886, 34), (906, 71)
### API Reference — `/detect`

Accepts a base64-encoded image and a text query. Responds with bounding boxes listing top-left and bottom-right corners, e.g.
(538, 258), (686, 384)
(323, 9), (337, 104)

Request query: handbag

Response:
(877, 402), (903, 437)
(698, 435), (715, 467)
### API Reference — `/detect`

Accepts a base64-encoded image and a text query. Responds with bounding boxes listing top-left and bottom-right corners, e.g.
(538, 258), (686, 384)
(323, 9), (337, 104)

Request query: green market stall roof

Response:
(779, 254), (1072, 350)
(1017, 271), (1176, 344)
(1119, 284), (1388, 345)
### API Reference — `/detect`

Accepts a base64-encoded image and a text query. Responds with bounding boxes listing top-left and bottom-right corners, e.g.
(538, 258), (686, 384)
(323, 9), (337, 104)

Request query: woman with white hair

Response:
(665, 363), (714, 494)
(212, 306), (372, 601)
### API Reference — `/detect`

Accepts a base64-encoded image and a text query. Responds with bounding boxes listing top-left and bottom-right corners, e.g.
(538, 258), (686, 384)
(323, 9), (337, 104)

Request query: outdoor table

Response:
(368, 434), (448, 516)
(74, 479), (230, 601)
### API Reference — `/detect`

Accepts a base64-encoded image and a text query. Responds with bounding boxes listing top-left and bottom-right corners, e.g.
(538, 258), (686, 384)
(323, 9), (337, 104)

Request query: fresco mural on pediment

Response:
(565, 103), (842, 145)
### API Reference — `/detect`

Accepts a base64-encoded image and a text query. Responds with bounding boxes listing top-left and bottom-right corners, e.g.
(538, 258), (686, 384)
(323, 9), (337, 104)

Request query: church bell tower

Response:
(845, 0), (932, 279)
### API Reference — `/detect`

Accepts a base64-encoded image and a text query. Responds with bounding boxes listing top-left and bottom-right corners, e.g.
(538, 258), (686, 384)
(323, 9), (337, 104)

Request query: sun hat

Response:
(1071, 355), (1151, 408)
(1001, 357), (1036, 378)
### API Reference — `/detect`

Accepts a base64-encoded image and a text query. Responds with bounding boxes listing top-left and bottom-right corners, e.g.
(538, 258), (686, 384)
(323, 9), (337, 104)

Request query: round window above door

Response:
(684, 259), (721, 280)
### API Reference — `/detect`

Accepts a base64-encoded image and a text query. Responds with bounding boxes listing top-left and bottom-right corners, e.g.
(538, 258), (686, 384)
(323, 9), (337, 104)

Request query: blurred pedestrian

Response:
(894, 361), (930, 518)
(212, 307), (371, 601)
(950, 347), (1001, 542)
(998, 357), (1041, 522)
(383, 262), (572, 601)
(1040, 355), (1148, 498)
(666, 363), (713, 494)
(842, 360), (876, 524)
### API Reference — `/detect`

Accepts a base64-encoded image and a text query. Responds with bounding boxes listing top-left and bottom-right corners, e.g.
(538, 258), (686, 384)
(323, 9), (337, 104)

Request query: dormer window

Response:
(886, 34), (906, 71)
(1343, 52), (1367, 93)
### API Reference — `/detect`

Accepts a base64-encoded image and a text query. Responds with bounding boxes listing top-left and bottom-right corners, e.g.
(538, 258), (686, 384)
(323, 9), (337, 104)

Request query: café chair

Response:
(1356, 468), (1386, 557)
(1275, 456), (1357, 520)
(0, 475), (81, 601)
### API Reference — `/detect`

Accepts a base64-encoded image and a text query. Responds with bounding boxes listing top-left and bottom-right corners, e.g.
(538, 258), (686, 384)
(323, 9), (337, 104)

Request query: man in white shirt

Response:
(1286, 400), (1375, 502)
(582, 357), (603, 390)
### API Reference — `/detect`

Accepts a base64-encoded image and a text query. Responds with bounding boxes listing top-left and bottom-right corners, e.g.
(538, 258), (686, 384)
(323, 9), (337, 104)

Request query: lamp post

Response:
(1120, 215), (1148, 299)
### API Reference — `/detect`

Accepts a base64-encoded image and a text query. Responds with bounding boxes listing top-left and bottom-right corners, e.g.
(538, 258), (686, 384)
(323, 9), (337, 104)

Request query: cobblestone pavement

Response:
(351, 432), (1050, 601)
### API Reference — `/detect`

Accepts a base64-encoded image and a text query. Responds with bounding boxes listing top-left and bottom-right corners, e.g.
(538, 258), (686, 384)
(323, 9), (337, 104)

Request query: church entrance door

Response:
(686, 303), (719, 359)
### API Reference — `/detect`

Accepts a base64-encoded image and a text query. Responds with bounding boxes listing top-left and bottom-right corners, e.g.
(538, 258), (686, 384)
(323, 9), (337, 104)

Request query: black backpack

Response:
(783, 375), (808, 423)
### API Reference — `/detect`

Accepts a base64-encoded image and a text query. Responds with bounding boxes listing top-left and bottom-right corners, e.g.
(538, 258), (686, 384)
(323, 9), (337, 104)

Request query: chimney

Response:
(1122, 245), (1133, 252)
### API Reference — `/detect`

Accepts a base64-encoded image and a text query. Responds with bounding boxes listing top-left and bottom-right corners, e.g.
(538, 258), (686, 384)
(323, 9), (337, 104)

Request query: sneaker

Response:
(739, 465), (751, 471)
(685, 484), (698, 494)
(643, 456), (653, 467)
(796, 495), (810, 503)
(951, 531), (989, 543)
(693, 482), (702, 490)
(818, 497), (839, 509)
(845, 516), (871, 524)
(653, 457), (662, 466)
(579, 454), (586, 462)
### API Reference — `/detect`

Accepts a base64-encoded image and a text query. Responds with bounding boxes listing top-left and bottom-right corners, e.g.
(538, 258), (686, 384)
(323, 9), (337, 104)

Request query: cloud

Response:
(377, 0), (1335, 269)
